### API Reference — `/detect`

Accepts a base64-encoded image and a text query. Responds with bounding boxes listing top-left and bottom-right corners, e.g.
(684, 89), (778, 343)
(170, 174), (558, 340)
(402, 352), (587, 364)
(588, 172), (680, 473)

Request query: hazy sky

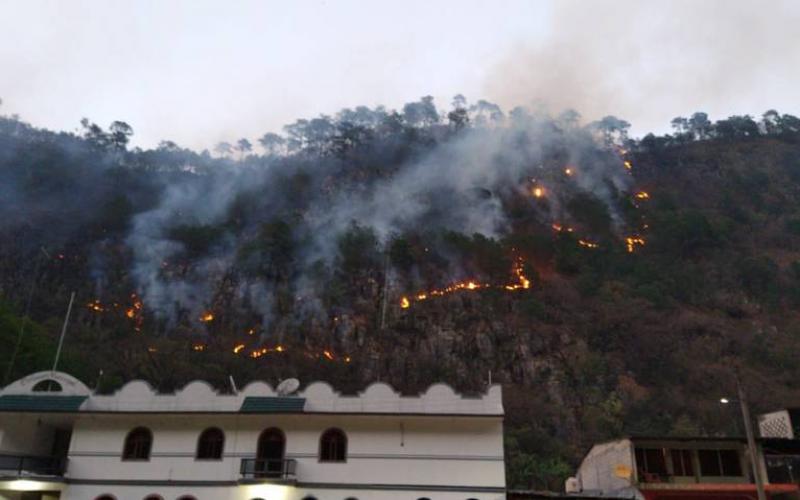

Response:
(0, 0), (798, 149)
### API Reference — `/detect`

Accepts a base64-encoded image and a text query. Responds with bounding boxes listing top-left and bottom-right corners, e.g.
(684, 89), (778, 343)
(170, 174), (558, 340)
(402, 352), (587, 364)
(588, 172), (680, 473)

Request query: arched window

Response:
(122, 427), (152, 460)
(319, 428), (347, 462)
(196, 427), (224, 460)
(33, 379), (62, 392)
(256, 427), (286, 477)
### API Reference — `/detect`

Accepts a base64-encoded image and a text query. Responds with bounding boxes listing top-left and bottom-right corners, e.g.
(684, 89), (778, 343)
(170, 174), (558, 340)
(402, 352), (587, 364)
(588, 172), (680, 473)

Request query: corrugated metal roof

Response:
(240, 396), (305, 413)
(0, 395), (87, 412)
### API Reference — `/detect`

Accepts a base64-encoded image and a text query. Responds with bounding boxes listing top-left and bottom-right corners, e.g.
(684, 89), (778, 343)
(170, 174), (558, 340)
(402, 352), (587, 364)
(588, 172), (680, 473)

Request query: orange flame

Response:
(87, 300), (104, 312)
(233, 343), (245, 354)
(200, 311), (214, 322)
(249, 344), (286, 358)
(401, 258), (531, 309)
(578, 239), (600, 249)
(634, 191), (650, 199)
(532, 187), (544, 198)
(125, 294), (144, 332)
(626, 236), (646, 253)
(624, 160), (632, 170)
(192, 343), (206, 352)
(323, 350), (334, 360)
(564, 167), (574, 176)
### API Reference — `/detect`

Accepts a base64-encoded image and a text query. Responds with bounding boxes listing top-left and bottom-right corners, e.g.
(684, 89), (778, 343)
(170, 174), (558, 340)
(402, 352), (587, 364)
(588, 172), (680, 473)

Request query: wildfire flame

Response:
(400, 258), (531, 308)
(564, 167), (574, 176)
(578, 239), (600, 249)
(532, 187), (544, 198)
(125, 294), (144, 331)
(192, 343), (206, 352)
(634, 191), (650, 199)
(624, 160), (632, 170)
(200, 311), (214, 322)
(233, 343), (245, 354)
(249, 345), (285, 358)
(323, 350), (334, 360)
(87, 300), (104, 312)
(552, 223), (574, 233)
(626, 236), (646, 253)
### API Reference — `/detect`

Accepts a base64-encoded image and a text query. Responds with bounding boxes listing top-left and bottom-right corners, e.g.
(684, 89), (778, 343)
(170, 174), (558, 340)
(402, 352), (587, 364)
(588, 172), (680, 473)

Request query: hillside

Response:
(1, 100), (800, 489)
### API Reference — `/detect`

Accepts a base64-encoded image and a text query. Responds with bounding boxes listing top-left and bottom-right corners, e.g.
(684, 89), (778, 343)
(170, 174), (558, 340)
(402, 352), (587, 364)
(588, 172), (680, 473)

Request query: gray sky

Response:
(0, 0), (797, 149)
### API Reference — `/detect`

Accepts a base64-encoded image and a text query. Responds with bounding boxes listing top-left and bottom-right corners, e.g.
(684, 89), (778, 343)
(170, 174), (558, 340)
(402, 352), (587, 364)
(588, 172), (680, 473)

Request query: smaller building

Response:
(572, 437), (800, 500)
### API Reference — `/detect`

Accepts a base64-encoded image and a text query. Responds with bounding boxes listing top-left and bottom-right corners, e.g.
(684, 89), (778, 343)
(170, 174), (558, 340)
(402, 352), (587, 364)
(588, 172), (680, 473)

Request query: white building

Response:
(0, 371), (506, 500)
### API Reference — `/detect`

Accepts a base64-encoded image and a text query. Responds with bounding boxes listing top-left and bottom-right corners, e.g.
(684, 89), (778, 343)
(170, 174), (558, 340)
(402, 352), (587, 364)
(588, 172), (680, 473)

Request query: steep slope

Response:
(1, 105), (800, 489)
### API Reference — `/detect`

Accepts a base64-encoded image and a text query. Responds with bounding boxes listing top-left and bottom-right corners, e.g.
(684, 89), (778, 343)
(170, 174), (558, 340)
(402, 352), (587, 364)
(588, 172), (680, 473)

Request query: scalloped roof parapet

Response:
(0, 371), (91, 396)
(1, 371), (503, 415)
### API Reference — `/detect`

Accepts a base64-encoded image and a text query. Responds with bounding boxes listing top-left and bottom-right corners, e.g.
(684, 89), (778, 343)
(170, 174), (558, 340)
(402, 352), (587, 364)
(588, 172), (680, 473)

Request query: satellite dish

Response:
(276, 378), (300, 396)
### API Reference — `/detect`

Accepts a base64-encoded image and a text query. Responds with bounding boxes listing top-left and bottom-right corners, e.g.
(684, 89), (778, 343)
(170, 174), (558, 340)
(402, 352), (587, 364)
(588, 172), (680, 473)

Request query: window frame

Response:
(318, 427), (348, 463)
(670, 449), (695, 477)
(698, 449), (743, 477)
(122, 427), (153, 461)
(195, 427), (225, 461)
(635, 447), (668, 478)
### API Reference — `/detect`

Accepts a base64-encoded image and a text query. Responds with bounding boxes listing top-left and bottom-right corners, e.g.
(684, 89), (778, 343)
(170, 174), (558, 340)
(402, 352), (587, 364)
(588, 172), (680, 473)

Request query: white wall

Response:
(64, 484), (505, 500)
(63, 413), (504, 499)
(577, 439), (635, 494)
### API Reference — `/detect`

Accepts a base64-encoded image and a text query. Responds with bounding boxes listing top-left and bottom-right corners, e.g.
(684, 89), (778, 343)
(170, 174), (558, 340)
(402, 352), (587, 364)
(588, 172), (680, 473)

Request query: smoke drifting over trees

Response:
(3, 96), (800, 488)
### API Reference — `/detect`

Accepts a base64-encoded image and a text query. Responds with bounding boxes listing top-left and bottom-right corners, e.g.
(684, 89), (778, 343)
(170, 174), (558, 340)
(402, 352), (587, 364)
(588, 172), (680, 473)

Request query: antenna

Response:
(94, 369), (104, 392)
(51, 291), (76, 374)
(228, 375), (238, 394)
(276, 378), (300, 396)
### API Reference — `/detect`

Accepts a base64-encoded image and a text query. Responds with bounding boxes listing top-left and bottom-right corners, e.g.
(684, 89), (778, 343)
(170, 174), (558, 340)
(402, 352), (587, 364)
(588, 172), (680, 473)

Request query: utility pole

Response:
(736, 374), (767, 500)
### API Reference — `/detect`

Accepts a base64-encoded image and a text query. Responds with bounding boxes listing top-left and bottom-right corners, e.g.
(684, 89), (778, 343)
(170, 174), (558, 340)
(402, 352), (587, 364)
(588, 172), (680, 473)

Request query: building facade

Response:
(571, 437), (800, 500)
(0, 371), (506, 500)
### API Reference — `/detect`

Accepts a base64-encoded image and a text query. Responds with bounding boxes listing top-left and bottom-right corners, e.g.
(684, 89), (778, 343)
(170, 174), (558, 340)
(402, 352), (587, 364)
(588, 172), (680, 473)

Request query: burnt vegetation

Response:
(1, 97), (800, 489)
